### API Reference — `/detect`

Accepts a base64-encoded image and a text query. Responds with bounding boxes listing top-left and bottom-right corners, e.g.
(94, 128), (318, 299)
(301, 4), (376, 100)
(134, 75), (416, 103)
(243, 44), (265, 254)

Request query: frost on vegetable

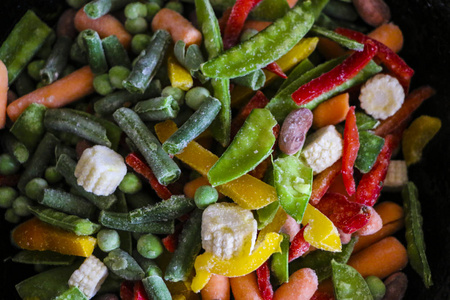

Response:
(68, 255), (108, 299)
(384, 160), (408, 191)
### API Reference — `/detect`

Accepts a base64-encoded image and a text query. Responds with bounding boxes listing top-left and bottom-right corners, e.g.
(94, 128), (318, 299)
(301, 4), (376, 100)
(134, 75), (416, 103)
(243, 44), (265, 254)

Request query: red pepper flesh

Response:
(311, 290), (335, 300)
(288, 225), (310, 262)
(342, 106), (359, 196)
(292, 40), (378, 106)
(120, 281), (134, 300)
(231, 90), (269, 138)
(256, 260), (274, 300)
(264, 62), (287, 79)
(133, 280), (149, 300)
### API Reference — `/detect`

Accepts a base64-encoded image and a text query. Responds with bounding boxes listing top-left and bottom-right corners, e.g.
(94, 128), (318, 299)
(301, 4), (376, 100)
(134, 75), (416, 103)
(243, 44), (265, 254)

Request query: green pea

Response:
(146, 2), (161, 20)
(240, 28), (259, 42)
(5, 208), (20, 223)
(162, 86), (185, 105)
(131, 34), (152, 55)
(25, 178), (48, 200)
(185, 87), (211, 110)
(27, 60), (46, 81)
(365, 276), (386, 300)
(147, 0), (164, 7)
(12, 196), (33, 217)
(97, 229), (121, 252)
(164, 1), (183, 14)
(119, 173), (142, 194)
(125, 17), (148, 35)
(93, 74), (114, 96)
(125, 2), (148, 19)
(194, 185), (218, 209)
(109, 66), (131, 89)
(137, 233), (163, 259)
(0, 187), (18, 208)
(44, 166), (63, 184)
(0, 153), (21, 175)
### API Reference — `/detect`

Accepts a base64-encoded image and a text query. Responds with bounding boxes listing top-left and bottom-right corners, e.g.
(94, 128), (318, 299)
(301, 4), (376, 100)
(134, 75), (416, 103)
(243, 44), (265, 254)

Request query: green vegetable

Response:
(24, 178), (48, 200)
(355, 131), (385, 173)
(131, 34), (152, 55)
(27, 60), (46, 81)
(231, 69), (266, 90)
(97, 229), (121, 252)
(331, 259), (373, 300)
(93, 73), (115, 95)
(12, 196), (33, 217)
(5, 208), (20, 223)
(109, 65), (131, 89)
(54, 286), (88, 300)
(84, 0), (134, 19)
(104, 248), (145, 280)
(355, 112), (379, 131)
(119, 173), (142, 194)
(99, 210), (175, 234)
(12, 250), (75, 266)
(0, 153), (20, 175)
(310, 25), (364, 51)
(185, 86), (210, 110)
(13, 72), (35, 97)
(365, 276), (386, 300)
(81, 29), (108, 74)
(38, 188), (96, 219)
(44, 166), (63, 184)
(111, 191), (133, 254)
(137, 233), (163, 259)
(146, 2), (161, 20)
(323, 0), (358, 22)
(10, 103), (47, 151)
(40, 36), (72, 84)
(271, 233), (290, 285)
(278, 59), (315, 93)
(165, 1), (184, 13)
(194, 185), (219, 209)
(124, 2), (148, 18)
(0, 187), (18, 208)
(134, 95), (180, 121)
(173, 40), (207, 82)
(125, 17), (149, 34)
(102, 35), (132, 68)
(142, 275), (172, 300)
(256, 201), (280, 230)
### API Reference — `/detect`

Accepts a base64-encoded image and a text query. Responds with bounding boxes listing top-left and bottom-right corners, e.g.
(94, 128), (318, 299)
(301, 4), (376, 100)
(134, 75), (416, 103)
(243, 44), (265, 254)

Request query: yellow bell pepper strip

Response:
(191, 232), (283, 293)
(12, 218), (96, 257)
(167, 53), (194, 91)
(258, 206), (287, 241)
(231, 37), (319, 107)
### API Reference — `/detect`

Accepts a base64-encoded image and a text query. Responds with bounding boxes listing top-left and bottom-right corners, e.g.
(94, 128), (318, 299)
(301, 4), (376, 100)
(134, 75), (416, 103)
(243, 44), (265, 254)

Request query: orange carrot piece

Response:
(373, 201), (404, 225)
(6, 66), (94, 122)
(310, 160), (342, 205)
(374, 86), (436, 137)
(184, 176), (210, 199)
(0, 60), (8, 129)
(230, 272), (264, 300)
(201, 274), (231, 300)
(242, 20), (272, 32)
(74, 8), (131, 49)
(348, 236), (408, 279)
(273, 268), (318, 300)
(312, 93), (350, 128)
(286, 0), (299, 8)
(368, 23), (403, 53)
(317, 37), (347, 60)
(152, 8), (202, 46)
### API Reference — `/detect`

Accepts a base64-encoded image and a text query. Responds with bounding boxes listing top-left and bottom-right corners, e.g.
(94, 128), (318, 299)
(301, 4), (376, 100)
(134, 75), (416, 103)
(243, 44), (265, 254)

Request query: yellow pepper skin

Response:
(231, 37), (319, 107)
(258, 206), (287, 241)
(168, 54), (193, 91)
(12, 218), (96, 257)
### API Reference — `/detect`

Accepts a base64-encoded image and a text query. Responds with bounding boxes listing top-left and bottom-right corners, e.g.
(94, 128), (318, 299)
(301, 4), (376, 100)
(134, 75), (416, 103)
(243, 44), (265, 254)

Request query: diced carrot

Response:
(312, 93), (350, 128)
(310, 160), (342, 205)
(368, 23), (403, 53)
(230, 272), (264, 300)
(356, 206), (383, 236)
(201, 274), (231, 300)
(348, 236), (408, 279)
(242, 20), (272, 32)
(0, 60), (8, 129)
(6, 66), (95, 122)
(74, 8), (131, 49)
(152, 8), (202, 46)
(273, 268), (318, 300)
(317, 37), (347, 60)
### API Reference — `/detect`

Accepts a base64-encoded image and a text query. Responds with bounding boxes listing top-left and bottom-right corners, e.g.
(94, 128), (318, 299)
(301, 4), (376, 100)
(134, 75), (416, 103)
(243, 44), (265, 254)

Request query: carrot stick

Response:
(152, 8), (202, 46)
(310, 160), (342, 205)
(201, 274), (231, 300)
(372, 201), (404, 225)
(317, 37), (347, 60)
(368, 23), (403, 53)
(312, 93), (350, 128)
(273, 268), (318, 300)
(374, 86), (436, 137)
(230, 272), (264, 300)
(347, 236), (408, 279)
(0, 60), (8, 129)
(242, 20), (272, 32)
(74, 8), (131, 49)
(6, 66), (95, 122)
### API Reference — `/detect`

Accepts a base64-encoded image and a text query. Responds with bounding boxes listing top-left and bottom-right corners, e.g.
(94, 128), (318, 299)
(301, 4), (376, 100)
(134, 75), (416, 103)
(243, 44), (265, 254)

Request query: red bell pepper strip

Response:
(231, 90), (269, 138)
(265, 62), (287, 79)
(355, 134), (397, 206)
(162, 233), (178, 253)
(0, 174), (20, 187)
(311, 290), (335, 300)
(310, 160), (342, 205)
(134, 280), (149, 300)
(288, 225), (310, 262)
(335, 27), (414, 92)
(292, 40), (378, 106)
(125, 152), (172, 200)
(256, 260), (274, 300)
(342, 106), (359, 196)
(315, 192), (370, 234)
(219, 8), (233, 36)
(120, 281), (134, 300)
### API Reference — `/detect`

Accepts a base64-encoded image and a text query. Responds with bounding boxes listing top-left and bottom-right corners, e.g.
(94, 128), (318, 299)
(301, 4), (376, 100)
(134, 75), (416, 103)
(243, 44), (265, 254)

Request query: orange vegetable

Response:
(312, 93), (350, 128)
(310, 160), (342, 205)
(356, 206), (382, 236)
(74, 8), (131, 49)
(0, 60), (8, 129)
(368, 23), (403, 53)
(152, 8), (202, 46)
(230, 272), (263, 300)
(12, 218), (96, 257)
(6, 66), (95, 121)
(317, 37), (347, 60)
(201, 274), (230, 300)
(273, 268), (318, 300)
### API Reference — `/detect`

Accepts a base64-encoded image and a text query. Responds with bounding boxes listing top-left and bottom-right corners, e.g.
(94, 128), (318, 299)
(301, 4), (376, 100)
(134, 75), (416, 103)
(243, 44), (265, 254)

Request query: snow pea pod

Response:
(355, 131), (384, 174)
(331, 259), (373, 300)
(271, 233), (290, 285)
(207, 108), (277, 187)
(200, 1), (314, 79)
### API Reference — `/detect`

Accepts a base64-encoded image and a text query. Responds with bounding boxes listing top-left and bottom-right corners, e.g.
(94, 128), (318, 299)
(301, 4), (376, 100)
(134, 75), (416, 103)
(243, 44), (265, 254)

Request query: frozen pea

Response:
(25, 178), (48, 200)
(125, 17), (148, 35)
(185, 87), (211, 110)
(131, 34), (152, 55)
(119, 173), (142, 194)
(0, 187), (18, 208)
(137, 233), (163, 259)
(45, 166), (63, 184)
(0, 153), (21, 175)
(124, 2), (148, 19)
(109, 66), (131, 89)
(97, 229), (121, 252)
(164, 1), (183, 14)
(93, 74), (114, 96)
(5, 208), (20, 223)
(12, 196), (33, 217)
(194, 185), (218, 209)
(162, 86), (185, 105)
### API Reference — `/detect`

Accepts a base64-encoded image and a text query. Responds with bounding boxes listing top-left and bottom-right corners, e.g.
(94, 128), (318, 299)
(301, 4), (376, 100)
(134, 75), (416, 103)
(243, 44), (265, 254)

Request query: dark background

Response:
(0, 0), (449, 299)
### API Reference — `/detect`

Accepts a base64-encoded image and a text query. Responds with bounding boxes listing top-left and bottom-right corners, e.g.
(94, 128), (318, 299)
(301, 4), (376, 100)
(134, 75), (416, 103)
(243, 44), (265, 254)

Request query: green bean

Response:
(44, 108), (111, 147)
(113, 107), (181, 185)
(129, 195), (195, 223)
(133, 250), (162, 276)
(28, 205), (102, 236)
(271, 233), (290, 285)
(10, 103), (47, 151)
(5, 208), (20, 223)
(84, 0), (134, 19)
(56, 154), (117, 210)
(40, 36), (72, 84)
(123, 30), (171, 94)
(194, 185), (218, 209)
(97, 229), (121, 252)
(119, 173), (143, 194)
(1, 132), (29, 164)
(38, 188), (97, 219)
(163, 96), (222, 155)
(82, 29), (108, 74)
(164, 209), (202, 282)
(142, 275), (172, 300)
(12, 196), (33, 217)
(331, 259), (373, 300)
(93, 73), (115, 95)
(109, 65), (131, 89)
(99, 210), (175, 234)
(12, 250), (76, 266)
(310, 25), (364, 51)
(54, 286), (88, 300)
(25, 178), (48, 201)
(137, 233), (163, 259)
(323, 0), (358, 22)
(27, 60), (46, 81)
(133, 96), (180, 121)
(185, 87), (211, 110)
(101, 35), (132, 68)
(124, 2), (148, 19)
(173, 41), (208, 83)
(365, 276), (386, 300)
(402, 182), (433, 288)
(104, 248), (145, 280)
(111, 191), (133, 254)
(126, 190), (158, 209)
(0, 153), (20, 175)
(70, 41), (88, 65)
(55, 144), (77, 161)
(231, 69), (266, 90)
(14, 72), (35, 96)
(0, 186), (18, 208)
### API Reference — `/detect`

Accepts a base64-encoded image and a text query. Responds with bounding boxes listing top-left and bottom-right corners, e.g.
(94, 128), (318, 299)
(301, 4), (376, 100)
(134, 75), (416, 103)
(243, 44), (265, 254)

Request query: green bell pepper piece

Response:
(356, 112), (379, 131)
(271, 233), (290, 285)
(331, 259), (373, 300)
(355, 131), (385, 174)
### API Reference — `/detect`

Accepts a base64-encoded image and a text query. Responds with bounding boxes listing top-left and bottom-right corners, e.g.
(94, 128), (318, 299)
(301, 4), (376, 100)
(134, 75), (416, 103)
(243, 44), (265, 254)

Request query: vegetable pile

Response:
(0, 0), (441, 299)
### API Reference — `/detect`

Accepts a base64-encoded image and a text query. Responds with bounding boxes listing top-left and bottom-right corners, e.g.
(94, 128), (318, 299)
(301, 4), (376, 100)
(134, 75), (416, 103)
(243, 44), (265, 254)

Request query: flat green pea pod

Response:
(54, 286), (88, 300)
(104, 248), (145, 280)
(355, 131), (384, 173)
(134, 96), (180, 121)
(207, 108), (277, 186)
(200, 1), (314, 79)
(256, 201), (279, 230)
(250, 0), (290, 21)
(310, 25), (364, 51)
(331, 259), (373, 300)
(231, 69), (266, 91)
(271, 233), (290, 285)
(12, 250), (75, 266)
(273, 155), (312, 223)
(402, 182), (433, 288)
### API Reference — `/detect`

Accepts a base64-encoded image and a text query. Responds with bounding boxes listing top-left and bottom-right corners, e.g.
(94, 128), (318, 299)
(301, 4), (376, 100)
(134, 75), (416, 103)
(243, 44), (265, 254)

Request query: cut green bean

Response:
(82, 29), (108, 74)
(310, 25), (364, 51)
(173, 40), (208, 83)
(113, 107), (181, 185)
(56, 154), (117, 210)
(40, 36), (72, 84)
(165, 209), (202, 282)
(129, 195), (196, 224)
(84, 0), (134, 19)
(133, 95), (180, 121)
(126, 190), (158, 209)
(102, 35), (132, 68)
(123, 30), (171, 94)
(99, 210), (175, 234)
(55, 144), (77, 160)
(365, 276), (386, 300)
(28, 205), (102, 236)
(1, 132), (30, 163)
(142, 275), (172, 300)
(38, 188), (97, 219)
(10, 102), (47, 151)
(0, 153), (20, 175)
(70, 41), (88, 65)
(133, 250), (162, 276)
(44, 108), (111, 147)
(111, 191), (133, 254)
(231, 69), (266, 90)
(12, 250), (76, 266)
(104, 248), (145, 280)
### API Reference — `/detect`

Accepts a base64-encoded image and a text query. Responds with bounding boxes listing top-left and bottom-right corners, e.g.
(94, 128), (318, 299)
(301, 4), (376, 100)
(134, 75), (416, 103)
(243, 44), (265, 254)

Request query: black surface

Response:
(0, 0), (450, 299)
